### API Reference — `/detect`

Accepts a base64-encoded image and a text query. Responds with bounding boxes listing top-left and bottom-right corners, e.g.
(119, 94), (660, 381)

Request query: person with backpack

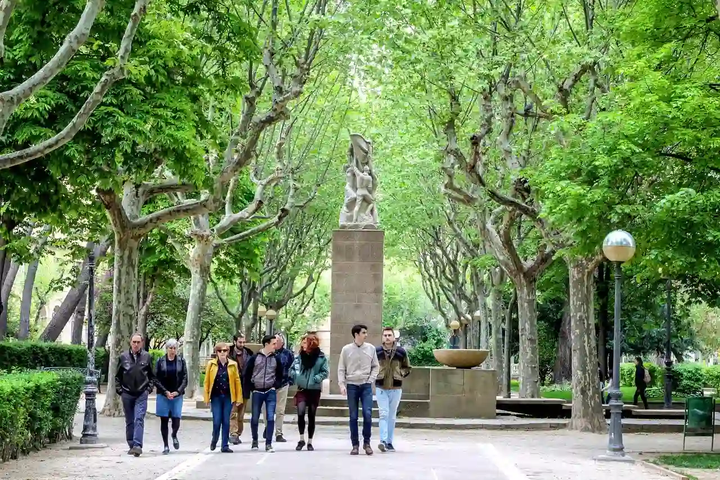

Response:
(633, 356), (649, 409)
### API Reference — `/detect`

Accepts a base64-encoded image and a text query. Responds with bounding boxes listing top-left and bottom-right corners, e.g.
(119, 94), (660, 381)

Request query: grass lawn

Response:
(655, 453), (720, 469)
(540, 386), (682, 403)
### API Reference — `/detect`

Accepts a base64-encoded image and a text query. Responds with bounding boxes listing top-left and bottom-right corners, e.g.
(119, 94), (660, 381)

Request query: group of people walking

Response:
(115, 323), (411, 457)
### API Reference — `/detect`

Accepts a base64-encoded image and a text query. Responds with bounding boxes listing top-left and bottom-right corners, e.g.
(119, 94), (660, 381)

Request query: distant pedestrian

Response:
(263, 332), (294, 443)
(228, 333), (253, 445)
(290, 333), (329, 451)
(337, 324), (379, 456)
(154, 339), (187, 454)
(116, 333), (155, 457)
(375, 327), (411, 452)
(203, 342), (243, 453)
(633, 356), (649, 409)
(242, 334), (283, 453)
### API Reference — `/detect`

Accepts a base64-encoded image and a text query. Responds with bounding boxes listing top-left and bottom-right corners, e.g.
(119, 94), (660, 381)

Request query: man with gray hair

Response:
(116, 333), (155, 457)
(263, 332), (294, 442)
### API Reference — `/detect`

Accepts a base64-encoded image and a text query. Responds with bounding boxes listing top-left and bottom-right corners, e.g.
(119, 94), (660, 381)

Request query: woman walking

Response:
(290, 333), (329, 451)
(155, 339), (187, 455)
(204, 342), (243, 453)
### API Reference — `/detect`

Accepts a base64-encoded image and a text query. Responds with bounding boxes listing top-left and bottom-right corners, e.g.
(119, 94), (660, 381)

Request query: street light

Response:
(664, 279), (673, 409)
(265, 309), (277, 336)
(79, 253), (102, 447)
(449, 320), (460, 349)
(599, 229), (636, 463)
(257, 305), (266, 339)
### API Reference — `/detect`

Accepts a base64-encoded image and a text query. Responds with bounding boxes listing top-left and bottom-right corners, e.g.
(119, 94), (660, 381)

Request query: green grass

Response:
(540, 386), (683, 403)
(655, 453), (720, 469)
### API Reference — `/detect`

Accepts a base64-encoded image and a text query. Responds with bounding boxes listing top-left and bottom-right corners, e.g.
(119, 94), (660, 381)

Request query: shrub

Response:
(0, 341), (87, 372)
(619, 362), (662, 388)
(705, 365), (720, 392)
(672, 362), (706, 396)
(0, 370), (83, 461)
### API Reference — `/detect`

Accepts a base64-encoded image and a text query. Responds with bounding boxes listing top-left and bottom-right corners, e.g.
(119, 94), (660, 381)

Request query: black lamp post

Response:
(598, 229), (636, 463)
(663, 279), (673, 409)
(80, 253), (99, 445)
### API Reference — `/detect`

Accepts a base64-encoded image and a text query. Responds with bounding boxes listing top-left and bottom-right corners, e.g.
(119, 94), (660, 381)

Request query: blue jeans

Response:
(251, 390), (277, 445)
(376, 387), (402, 445)
(210, 394), (232, 449)
(121, 391), (148, 448)
(347, 383), (373, 446)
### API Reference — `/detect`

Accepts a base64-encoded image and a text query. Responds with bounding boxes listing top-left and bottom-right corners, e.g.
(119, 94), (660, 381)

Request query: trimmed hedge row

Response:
(620, 362), (720, 396)
(0, 341), (164, 380)
(0, 370), (84, 461)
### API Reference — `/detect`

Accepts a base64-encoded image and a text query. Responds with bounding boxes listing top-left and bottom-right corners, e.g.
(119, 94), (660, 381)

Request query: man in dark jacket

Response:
(375, 327), (411, 452)
(633, 356), (649, 409)
(116, 333), (156, 457)
(267, 332), (294, 443)
(229, 333), (254, 444)
(242, 334), (283, 452)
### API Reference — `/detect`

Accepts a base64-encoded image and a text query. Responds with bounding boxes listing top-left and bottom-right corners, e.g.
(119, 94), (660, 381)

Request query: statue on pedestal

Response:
(339, 133), (379, 229)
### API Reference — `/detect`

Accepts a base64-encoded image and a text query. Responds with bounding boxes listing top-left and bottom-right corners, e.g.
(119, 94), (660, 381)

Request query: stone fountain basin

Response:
(433, 349), (489, 369)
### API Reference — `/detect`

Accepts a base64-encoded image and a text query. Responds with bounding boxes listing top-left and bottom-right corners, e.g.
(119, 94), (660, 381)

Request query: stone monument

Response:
(330, 133), (384, 394)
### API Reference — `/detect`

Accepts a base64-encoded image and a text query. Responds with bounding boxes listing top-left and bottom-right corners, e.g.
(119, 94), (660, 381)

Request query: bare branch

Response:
(0, 0), (150, 170)
(0, 0), (106, 135)
(134, 196), (213, 237)
(0, 0), (18, 60)
(140, 179), (196, 199)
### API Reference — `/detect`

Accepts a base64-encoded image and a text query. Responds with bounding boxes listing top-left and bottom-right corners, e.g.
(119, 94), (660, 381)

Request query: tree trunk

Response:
(553, 298), (572, 383)
(102, 234), (141, 417)
(567, 257), (605, 432)
(182, 232), (214, 399)
(136, 281), (154, 340)
(502, 290), (517, 398)
(70, 289), (87, 345)
(18, 259), (39, 339)
(515, 276), (540, 398)
(40, 248), (93, 342)
(0, 260), (19, 337)
(490, 284), (505, 392)
(597, 262), (610, 378)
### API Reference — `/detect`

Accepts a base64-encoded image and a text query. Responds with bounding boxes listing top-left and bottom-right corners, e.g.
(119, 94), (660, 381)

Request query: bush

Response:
(0, 341), (87, 372)
(672, 362), (706, 396)
(619, 362), (662, 388)
(705, 365), (720, 392)
(0, 342), (164, 383)
(0, 370), (83, 461)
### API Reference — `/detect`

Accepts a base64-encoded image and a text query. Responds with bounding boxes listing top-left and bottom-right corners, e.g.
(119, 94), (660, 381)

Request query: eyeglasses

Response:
(217, 349), (229, 353)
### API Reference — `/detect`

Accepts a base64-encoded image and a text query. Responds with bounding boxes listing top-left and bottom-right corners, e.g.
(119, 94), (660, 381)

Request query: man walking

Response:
(242, 334), (283, 452)
(264, 332), (294, 443)
(229, 333), (253, 445)
(338, 324), (379, 456)
(116, 333), (156, 457)
(375, 327), (411, 452)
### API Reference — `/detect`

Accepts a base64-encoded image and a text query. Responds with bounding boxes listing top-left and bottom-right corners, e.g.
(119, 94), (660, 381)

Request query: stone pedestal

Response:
(429, 367), (497, 419)
(329, 229), (384, 394)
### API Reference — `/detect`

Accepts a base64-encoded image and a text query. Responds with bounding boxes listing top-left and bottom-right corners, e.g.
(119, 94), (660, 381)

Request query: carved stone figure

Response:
(339, 133), (379, 229)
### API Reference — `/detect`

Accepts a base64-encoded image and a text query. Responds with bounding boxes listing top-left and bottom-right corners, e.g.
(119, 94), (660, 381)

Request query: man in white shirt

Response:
(337, 324), (379, 456)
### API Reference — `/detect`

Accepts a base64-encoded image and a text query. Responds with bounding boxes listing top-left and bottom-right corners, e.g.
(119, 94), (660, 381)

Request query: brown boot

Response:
(350, 445), (359, 455)
(363, 443), (373, 455)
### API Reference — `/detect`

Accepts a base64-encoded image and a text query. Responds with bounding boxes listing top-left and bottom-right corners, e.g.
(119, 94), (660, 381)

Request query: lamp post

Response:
(265, 309), (277, 336)
(257, 305), (266, 340)
(80, 253), (100, 445)
(448, 320), (461, 349)
(599, 229), (636, 462)
(663, 279), (673, 409)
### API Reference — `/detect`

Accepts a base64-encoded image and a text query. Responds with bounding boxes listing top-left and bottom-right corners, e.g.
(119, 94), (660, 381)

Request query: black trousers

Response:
(633, 384), (648, 409)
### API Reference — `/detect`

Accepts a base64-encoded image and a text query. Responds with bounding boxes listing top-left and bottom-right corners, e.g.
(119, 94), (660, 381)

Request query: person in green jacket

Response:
(289, 332), (329, 451)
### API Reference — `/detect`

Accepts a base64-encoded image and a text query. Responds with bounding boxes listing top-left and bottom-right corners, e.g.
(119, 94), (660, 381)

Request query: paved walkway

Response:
(0, 412), (709, 480)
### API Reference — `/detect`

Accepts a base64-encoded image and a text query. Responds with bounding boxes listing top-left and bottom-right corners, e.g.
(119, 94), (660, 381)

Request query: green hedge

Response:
(620, 362), (662, 388)
(0, 342), (164, 382)
(0, 370), (84, 461)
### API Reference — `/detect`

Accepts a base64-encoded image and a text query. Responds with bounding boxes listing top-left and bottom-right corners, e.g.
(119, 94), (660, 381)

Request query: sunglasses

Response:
(217, 349), (229, 353)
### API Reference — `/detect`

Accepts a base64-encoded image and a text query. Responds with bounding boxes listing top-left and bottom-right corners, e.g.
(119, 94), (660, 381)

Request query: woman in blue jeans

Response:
(203, 342), (243, 453)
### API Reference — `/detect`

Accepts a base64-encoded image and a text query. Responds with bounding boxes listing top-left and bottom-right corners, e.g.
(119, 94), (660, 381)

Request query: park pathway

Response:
(0, 412), (692, 480)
